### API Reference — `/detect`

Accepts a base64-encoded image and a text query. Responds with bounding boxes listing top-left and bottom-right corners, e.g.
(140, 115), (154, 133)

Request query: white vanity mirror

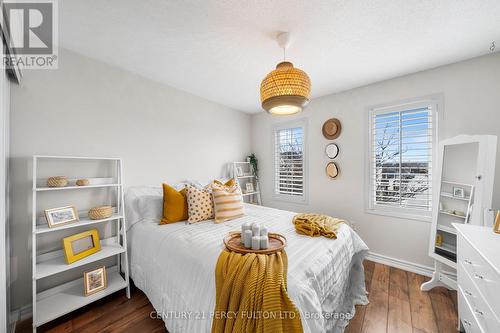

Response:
(422, 135), (497, 291)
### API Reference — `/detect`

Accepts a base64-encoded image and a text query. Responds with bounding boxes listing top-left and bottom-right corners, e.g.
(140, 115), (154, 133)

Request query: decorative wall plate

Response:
(325, 143), (339, 159)
(322, 118), (342, 140)
(326, 162), (339, 179)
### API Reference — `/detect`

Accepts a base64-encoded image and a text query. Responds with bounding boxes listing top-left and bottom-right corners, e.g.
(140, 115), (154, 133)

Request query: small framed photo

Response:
(84, 266), (107, 296)
(44, 205), (79, 228)
(63, 229), (101, 264)
(453, 187), (465, 198)
(236, 166), (243, 177)
(245, 183), (254, 193)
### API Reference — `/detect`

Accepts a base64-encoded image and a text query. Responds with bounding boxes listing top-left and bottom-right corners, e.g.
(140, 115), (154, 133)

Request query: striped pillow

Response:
(212, 179), (245, 223)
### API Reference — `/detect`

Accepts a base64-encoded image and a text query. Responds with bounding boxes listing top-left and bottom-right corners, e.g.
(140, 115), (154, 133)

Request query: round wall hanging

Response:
(325, 143), (339, 159)
(322, 118), (342, 140)
(326, 162), (339, 179)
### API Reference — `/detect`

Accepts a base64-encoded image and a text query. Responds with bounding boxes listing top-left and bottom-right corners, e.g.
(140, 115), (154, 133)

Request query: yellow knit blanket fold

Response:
(292, 213), (345, 239)
(212, 250), (303, 333)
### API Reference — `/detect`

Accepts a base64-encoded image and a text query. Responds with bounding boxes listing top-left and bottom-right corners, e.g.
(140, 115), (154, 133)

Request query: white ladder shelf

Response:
(31, 156), (130, 332)
(233, 161), (262, 205)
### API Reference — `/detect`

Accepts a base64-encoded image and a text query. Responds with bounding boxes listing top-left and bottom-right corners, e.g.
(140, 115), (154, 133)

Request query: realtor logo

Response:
(1, 0), (58, 69)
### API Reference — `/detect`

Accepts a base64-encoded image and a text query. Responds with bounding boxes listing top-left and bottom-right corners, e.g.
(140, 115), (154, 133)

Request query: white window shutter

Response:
(274, 126), (304, 197)
(371, 106), (434, 211)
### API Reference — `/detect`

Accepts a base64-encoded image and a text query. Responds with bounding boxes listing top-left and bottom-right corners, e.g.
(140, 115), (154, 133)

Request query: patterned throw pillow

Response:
(186, 185), (214, 223)
(212, 179), (245, 223)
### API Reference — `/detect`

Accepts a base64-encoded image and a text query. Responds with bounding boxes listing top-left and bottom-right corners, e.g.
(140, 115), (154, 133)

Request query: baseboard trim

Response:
(366, 251), (456, 278)
(10, 303), (31, 326)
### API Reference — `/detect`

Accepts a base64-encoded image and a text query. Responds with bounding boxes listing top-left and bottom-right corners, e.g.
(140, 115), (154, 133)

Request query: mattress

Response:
(126, 188), (369, 333)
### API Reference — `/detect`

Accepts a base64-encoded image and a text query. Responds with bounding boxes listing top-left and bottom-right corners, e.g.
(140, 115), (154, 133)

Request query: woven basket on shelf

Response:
(88, 205), (113, 220)
(47, 176), (68, 187)
(76, 179), (90, 186)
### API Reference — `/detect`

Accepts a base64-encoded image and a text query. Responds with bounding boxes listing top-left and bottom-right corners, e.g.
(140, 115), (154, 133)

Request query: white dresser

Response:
(453, 223), (500, 333)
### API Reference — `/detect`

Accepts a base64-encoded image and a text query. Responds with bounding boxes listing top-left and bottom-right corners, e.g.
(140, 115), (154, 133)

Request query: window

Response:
(368, 99), (439, 220)
(274, 121), (306, 202)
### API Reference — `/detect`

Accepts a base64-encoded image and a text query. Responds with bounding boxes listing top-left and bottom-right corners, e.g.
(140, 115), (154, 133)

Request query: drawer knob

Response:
(464, 259), (473, 265)
(474, 274), (484, 280)
(464, 290), (473, 297)
(475, 309), (484, 316)
(463, 320), (472, 326)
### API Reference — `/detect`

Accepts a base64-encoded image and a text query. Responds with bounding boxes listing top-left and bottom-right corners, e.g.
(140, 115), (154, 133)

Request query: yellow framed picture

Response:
(84, 266), (107, 296)
(63, 229), (101, 264)
(494, 211), (500, 234)
(44, 205), (79, 228)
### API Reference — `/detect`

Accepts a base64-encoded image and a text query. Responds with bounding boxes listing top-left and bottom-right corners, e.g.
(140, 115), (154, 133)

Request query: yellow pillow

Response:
(160, 184), (188, 224)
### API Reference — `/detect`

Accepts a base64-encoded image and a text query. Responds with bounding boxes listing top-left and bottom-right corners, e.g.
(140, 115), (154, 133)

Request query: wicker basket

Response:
(76, 179), (90, 186)
(88, 205), (113, 220)
(47, 176), (68, 187)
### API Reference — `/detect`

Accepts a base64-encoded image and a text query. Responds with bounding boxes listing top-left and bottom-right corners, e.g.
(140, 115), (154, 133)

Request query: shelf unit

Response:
(439, 192), (470, 201)
(438, 210), (466, 219)
(437, 225), (458, 235)
(232, 161), (262, 205)
(31, 156), (130, 332)
(36, 266), (126, 327)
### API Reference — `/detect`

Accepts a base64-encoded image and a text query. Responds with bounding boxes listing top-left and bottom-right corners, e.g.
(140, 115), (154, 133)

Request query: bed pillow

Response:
(213, 178), (236, 187)
(160, 183), (188, 224)
(212, 179), (245, 223)
(186, 185), (214, 223)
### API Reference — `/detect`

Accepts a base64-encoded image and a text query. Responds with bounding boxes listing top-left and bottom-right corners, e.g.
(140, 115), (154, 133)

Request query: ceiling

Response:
(60, 0), (500, 113)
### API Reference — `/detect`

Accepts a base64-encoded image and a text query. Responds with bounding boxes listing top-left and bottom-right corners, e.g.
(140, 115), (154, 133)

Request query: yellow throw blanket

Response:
(212, 250), (303, 333)
(292, 213), (345, 239)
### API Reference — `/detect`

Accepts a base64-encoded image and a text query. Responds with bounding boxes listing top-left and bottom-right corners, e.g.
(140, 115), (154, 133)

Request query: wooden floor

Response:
(16, 261), (457, 333)
(345, 261), (458, 333)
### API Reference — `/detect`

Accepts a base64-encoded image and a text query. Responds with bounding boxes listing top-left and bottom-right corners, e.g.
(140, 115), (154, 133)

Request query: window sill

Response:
(365, 208), (432, 223)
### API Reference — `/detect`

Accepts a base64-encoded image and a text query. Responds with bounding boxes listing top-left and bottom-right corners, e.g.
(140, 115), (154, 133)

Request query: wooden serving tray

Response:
(223, 232), (286, 255)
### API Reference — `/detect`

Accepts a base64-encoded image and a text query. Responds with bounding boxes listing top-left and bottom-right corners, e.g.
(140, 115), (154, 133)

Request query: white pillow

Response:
(125, 186), (162, 229)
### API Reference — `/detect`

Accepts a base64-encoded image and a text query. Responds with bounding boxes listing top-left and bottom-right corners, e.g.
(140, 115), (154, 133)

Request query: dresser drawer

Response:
(459, 287), (484, 333)
(458, 262), (500, 332)
(458, 234), (500, 317)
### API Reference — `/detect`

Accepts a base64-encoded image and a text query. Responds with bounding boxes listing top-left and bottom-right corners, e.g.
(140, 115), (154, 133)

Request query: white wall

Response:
(1, 61), (11, 333)
(9, 48), (251, 309)
(251, 53), (500, 269)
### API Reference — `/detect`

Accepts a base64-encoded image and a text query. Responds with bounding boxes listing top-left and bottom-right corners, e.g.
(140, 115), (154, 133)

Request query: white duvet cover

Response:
(126, 188), (369, 333)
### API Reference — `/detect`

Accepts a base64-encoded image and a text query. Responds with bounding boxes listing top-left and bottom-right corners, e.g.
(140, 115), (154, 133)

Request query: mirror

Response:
(325, 143), (339, 159)
(423, 135), (497, 292)
(434, 142), (478, 262)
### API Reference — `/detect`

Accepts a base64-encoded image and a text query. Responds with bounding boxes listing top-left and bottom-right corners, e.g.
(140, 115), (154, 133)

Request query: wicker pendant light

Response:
(260, 32), (311, 115)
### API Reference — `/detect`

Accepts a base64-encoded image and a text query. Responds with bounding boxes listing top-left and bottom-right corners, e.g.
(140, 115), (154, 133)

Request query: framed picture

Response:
(84, 266), (107, 296)
(63, 229), (101, 264)
(44, 205), (79, 228)
(453, 187), (465, 198)
(236, 166), (243, 177)
(494, 211), (500, 234)
(246, 183), (254, 193)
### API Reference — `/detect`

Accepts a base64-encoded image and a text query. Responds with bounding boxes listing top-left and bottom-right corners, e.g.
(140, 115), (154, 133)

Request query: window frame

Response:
(366, 96), (442, 222)
(272, 119), (308, 204)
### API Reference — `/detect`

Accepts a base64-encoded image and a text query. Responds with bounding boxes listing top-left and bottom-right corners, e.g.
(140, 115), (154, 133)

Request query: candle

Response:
(251, 223), (260, 237)
(243, 230), (253, 248)
(241, 222), (252, 233)
(260, 225), (268, 237)
(252, 236), (260, 250)
(260, 235), (269, 249)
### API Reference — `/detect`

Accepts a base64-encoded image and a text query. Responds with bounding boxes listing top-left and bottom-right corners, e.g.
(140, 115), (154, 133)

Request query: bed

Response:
(125, 186), (369, 333)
